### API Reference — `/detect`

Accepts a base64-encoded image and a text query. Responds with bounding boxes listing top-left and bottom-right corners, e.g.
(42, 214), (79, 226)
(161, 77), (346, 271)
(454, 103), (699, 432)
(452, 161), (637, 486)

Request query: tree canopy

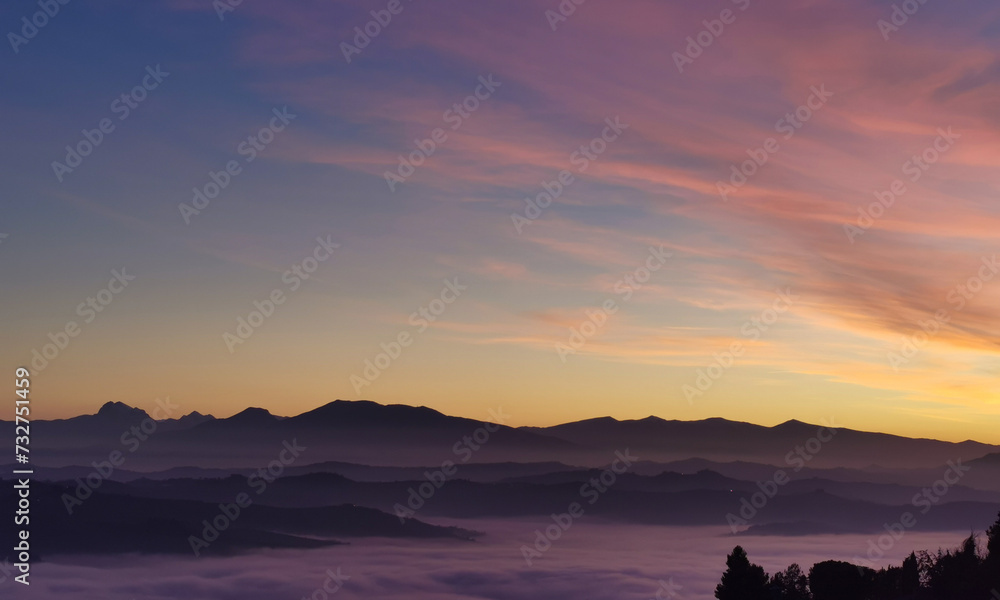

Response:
(714, 510), (1000, 600)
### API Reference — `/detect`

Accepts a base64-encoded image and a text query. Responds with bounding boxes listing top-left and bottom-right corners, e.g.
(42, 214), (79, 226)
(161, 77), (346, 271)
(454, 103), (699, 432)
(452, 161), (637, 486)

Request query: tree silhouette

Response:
(988, 512), (1000, 558)
(716, 545), (771, 600)
(986, 511), (1000, 594)
(868, 553), (919, 600)
(716, 507), (1000, 600)
(926, 533), (983, 600)
(770, 563), (810, 600)
(900, 551), (920, 596)
(809, 560), (875, 600)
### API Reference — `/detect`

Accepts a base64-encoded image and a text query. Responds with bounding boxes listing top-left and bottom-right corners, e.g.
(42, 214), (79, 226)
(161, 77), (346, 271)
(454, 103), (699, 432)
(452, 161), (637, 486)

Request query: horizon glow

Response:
(2, 0), (1000, 444)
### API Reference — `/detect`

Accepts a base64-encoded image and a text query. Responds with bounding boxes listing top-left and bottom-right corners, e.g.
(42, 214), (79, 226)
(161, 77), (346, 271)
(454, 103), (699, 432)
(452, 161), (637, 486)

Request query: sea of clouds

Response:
(8, 520), (968, 600)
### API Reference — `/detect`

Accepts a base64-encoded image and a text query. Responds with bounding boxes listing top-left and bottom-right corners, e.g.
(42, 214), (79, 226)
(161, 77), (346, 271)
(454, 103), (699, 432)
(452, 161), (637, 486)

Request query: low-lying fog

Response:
(13, 520), (970, 599)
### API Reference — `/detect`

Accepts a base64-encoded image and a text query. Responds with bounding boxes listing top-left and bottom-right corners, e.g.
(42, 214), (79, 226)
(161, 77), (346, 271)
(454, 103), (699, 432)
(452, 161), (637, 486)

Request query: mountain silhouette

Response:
(6, 400), (998, 470)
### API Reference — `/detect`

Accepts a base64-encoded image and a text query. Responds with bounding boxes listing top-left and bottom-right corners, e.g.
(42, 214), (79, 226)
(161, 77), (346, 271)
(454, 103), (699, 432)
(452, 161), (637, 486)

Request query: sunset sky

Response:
(3, 0), (1000, 443)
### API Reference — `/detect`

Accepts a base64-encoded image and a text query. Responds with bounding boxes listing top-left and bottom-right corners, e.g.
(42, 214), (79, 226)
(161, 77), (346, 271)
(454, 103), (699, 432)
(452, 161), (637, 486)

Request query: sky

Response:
(2, 0), (1000, 443)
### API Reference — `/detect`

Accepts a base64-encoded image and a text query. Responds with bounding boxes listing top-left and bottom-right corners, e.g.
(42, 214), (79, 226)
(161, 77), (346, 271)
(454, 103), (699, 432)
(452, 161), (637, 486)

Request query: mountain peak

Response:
(229, 407), (275, 421)
(96, 402), (148, 419)
(289, 399), (449, 426)
(176, 411), (215, 426)
(775, 419), (808, 428)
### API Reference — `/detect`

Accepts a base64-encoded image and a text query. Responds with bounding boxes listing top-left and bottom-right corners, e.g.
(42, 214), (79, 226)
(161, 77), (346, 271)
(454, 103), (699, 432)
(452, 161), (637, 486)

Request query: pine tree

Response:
(986, 512), (1000, 594)
(900, 551), (920, 595)
(716, 545), (771, 600)
(987, 511), (1000, 562)
(926, 533), (984, 600)
(770, 563), (810, 600)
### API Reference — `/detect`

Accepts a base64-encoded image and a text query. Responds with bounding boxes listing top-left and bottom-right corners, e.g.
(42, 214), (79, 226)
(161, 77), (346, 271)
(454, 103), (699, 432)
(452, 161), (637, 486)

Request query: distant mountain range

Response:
(16, 469), (997, 541)
(525, 415), (998, 469)
(4, 399), (998, 559)
(6, 399), (998, 470)
(0, 480), (476, 557)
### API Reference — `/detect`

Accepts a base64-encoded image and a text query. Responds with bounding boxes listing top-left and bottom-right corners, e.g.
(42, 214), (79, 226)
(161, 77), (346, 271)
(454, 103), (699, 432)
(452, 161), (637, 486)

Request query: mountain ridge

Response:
(24, 401), (996, 448)
(6, 399), (998, 470)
